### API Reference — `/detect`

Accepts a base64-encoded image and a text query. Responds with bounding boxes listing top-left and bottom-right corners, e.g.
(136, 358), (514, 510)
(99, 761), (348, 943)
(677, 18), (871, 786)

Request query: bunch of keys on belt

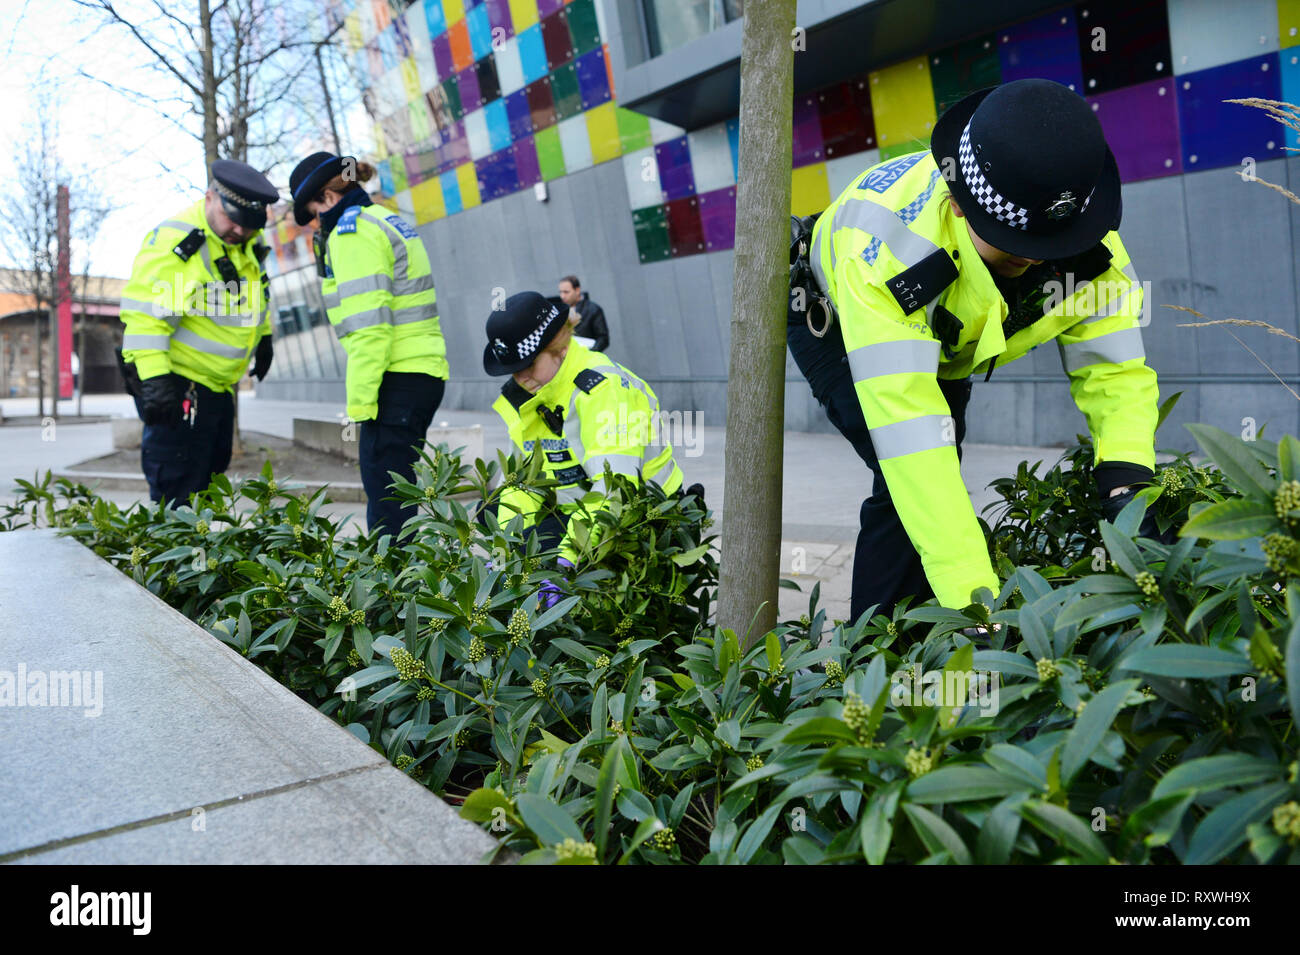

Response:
(182, 381), (198, 428)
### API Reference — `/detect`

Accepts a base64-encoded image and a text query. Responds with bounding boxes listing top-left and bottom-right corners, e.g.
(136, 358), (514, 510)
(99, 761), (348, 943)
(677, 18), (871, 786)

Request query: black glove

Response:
(138, 373), (183, 427)
(1101, 487), (1177, 544)
(252, 335), (274, 381)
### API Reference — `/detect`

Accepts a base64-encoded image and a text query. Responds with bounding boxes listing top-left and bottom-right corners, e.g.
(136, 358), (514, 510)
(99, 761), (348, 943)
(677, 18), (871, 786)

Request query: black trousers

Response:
(786, 310), (973, 623)
(359, 371), (445, 536)
(137, 379), (234, 505)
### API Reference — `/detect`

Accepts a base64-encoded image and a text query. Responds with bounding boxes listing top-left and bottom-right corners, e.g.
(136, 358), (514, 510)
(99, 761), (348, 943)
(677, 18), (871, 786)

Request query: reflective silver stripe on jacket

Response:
(847, 339), (940, 382)
(648, 457), (679, 487)
(392, 303), (438, 325)
(122, 333), (171, 351)
(585, 453), (644, 480)
(333, 306), (392, 339)
(119, 296), (171, 320)
(830, 196), (940, 272)
(869, 414), (957, 460)
(172, 326), (248, 359)
(1082, 264), (1142, 324)
(331, 303), (437, 339)
(562, 402), (586, 469)
(556, 485), (587, 504)
(366, 211), (412, 281)
(811, 217), (832, 298)
(1059, 326), (1146, 373)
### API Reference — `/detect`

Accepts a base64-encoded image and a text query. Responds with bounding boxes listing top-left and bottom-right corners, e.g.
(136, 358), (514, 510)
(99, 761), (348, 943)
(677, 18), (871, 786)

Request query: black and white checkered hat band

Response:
(214, 178), (262, 209)
(958, 121), (1031, 229)
(517, 305), (559, 358)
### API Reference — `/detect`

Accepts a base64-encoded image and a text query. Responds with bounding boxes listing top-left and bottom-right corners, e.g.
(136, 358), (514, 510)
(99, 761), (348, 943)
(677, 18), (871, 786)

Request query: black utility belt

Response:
(788, 213), (836, 337)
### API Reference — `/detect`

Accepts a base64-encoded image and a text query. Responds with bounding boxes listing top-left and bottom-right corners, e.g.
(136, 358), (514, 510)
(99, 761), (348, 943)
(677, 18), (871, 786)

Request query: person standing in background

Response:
(558, 275), (609, 352)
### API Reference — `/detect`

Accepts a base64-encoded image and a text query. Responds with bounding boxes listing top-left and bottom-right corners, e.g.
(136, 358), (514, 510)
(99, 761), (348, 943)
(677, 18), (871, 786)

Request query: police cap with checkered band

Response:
(210, 160), (279, 231)
(483, 291), (569, 375)
(931, 78), (1122, 261)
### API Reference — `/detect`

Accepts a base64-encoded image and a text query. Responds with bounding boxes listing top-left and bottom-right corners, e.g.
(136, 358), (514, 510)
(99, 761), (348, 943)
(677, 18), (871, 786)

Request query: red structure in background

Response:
(56, 184), (73, 399)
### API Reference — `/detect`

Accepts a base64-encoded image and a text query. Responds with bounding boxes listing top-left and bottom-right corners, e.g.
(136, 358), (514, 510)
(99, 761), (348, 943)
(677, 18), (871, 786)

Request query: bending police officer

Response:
(788, 79), (1162, 623)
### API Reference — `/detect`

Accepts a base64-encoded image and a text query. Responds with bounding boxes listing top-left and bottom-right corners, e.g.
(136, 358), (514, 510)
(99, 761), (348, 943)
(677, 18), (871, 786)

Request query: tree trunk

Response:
(199, 0), (219, 168)
(716, 1), (796, 648)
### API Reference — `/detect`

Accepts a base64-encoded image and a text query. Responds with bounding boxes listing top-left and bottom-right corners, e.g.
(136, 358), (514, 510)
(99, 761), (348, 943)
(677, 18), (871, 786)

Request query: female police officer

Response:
(484, 291), (687, 579)
(288, 152), (449, 537)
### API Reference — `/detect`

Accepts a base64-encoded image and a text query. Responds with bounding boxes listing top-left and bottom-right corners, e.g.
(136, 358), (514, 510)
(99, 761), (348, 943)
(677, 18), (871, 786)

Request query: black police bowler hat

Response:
(289, 151), (354, 226)
(930, 78), (1122, 261)
(210, 160), (279, 230)
(483, 291), (568, 376)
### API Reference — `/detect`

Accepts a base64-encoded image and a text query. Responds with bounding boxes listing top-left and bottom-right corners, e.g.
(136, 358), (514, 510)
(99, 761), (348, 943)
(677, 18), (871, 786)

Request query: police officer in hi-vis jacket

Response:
(289, 151), (448, 538)
(788, 78), (1162, 623)
(118, 160), (279, 504)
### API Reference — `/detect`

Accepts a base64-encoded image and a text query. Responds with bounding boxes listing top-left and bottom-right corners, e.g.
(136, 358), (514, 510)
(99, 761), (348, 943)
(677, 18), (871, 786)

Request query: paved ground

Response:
(0, 391), (1070, 624)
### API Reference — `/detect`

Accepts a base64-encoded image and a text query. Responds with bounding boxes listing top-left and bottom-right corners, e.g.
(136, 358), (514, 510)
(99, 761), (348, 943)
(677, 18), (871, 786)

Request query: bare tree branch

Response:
(68, 0), (202, 97)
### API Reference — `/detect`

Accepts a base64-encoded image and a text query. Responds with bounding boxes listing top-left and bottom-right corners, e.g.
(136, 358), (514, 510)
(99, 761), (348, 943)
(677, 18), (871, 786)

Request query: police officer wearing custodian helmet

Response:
(117, 160), (279, 504)
(288, 151), (448, 537)
(787, 79), (1163, 624)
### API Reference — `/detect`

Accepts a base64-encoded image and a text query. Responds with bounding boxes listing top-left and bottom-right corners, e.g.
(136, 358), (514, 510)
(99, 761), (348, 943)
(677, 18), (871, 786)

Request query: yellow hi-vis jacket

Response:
(492, 341), (684, 564)
(119, 200), (270, 391)
(810, 150), (1158, 609)
(321, 203), (448, 421)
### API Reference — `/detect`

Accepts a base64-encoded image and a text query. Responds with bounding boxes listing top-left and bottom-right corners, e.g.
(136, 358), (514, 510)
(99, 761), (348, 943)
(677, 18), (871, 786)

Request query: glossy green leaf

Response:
(1152, 753), (1283, 800)
(1185, 783), (1291, 865)
(1060, 679), (1140, 786)
(1118, 644), (1250, 679)
(515, 792), (584, 846)
(902, 803), (971, 865)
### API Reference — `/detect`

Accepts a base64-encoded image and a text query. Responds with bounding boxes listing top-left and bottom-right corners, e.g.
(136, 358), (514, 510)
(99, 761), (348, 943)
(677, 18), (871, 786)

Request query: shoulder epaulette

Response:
(384, 214), (420, 239)
(172, 228), (206, 262)
(336, 206), (363, 234)
(252, 241), (270, 264)
(885, 248), (958, 316)
(574, 368), (606, 394)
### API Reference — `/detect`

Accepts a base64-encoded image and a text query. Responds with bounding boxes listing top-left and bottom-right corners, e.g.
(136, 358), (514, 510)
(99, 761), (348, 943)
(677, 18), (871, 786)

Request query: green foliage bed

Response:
(4, 422), (1298, 865)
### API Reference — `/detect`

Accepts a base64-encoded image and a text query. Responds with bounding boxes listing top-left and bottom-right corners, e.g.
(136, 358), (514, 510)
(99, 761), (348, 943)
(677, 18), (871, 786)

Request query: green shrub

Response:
(4, 428), (1298, 865)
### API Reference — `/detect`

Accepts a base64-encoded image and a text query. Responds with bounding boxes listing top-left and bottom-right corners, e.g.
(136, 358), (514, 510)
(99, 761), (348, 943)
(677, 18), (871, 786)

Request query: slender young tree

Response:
(717, 0), (797, 646)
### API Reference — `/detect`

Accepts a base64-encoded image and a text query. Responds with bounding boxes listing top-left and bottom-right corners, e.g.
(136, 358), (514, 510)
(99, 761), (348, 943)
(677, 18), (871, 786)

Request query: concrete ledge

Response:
(0, 530), (501, 864)
(293, 417), (485, 465)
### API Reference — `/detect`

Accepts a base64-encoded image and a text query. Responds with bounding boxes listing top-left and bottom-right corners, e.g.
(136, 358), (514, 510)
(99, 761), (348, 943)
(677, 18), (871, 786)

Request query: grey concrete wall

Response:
(262, 154), (1300, 456)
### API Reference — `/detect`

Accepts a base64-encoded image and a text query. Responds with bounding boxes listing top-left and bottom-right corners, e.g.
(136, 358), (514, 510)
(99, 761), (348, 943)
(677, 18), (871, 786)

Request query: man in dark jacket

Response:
(558, 275), (610, 352)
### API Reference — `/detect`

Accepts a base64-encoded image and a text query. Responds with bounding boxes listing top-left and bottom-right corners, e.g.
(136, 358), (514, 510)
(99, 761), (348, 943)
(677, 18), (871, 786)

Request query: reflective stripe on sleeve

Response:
(810, 218), (831, 297)
(119, 296), (169, 319)
(847, 339), (940, 382)
(830, 196), (940, 270)
(391, 303), (438, 325)
(172, 326), (248, 359)
(584, 453), (644, 479)
(336, 274), (392, 299)
(332, 306), (393, 339)
(648, 458), (680, 487)
(122, 333), (171, 351)
(869, 414), (957, 460)
(1059, 326), (1146, 373)
(556, 485), (586, 504)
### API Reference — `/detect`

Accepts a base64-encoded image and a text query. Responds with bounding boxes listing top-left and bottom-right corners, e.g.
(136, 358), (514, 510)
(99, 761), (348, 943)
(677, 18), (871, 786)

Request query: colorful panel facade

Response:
(298, 0), (1300, 272)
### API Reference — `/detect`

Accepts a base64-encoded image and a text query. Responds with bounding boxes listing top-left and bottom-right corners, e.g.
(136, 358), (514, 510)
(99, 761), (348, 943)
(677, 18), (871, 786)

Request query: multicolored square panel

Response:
(342, 0), (643, 240)
(306, 0), (1300, 270)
